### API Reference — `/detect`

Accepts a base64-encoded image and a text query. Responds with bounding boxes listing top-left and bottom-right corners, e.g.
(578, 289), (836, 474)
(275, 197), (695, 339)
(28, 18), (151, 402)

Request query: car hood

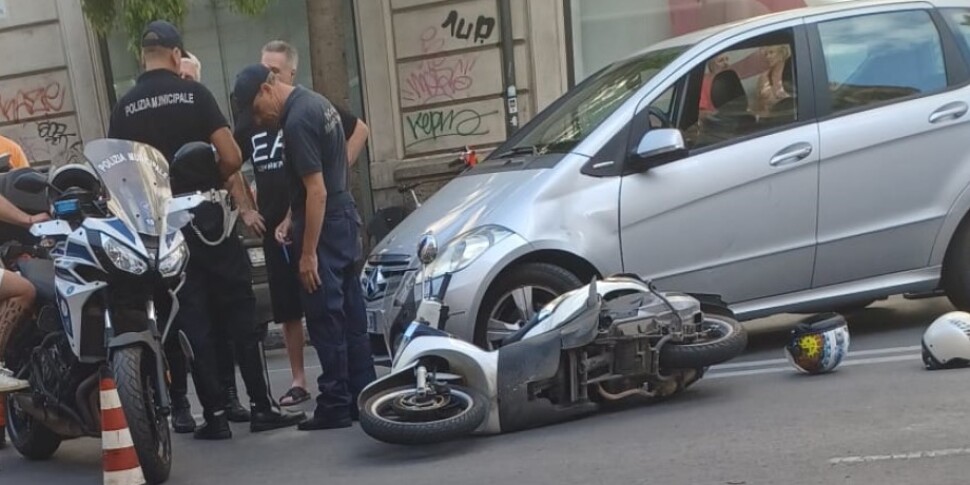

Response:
(369, 165), (555, 262)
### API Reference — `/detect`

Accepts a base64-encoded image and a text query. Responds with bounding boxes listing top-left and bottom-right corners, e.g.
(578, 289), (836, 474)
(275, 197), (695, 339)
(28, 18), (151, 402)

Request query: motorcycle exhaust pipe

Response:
(10, 394), (85, 438)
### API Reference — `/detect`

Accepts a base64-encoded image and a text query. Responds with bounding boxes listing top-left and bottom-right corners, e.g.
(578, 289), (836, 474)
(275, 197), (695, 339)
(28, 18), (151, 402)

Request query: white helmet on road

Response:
(922, 311), (970, 370)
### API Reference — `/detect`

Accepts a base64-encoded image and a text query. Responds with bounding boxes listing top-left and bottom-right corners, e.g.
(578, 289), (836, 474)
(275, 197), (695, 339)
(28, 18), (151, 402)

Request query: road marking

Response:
(707, 353), (920, 379)
(714, 345), (921, 370)
(830, 447), (970, 465)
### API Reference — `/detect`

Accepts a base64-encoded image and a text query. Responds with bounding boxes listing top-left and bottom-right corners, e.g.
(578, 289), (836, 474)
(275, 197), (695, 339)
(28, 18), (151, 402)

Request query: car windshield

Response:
(83, 139), (173, 237)
(497, 45), (689, 157)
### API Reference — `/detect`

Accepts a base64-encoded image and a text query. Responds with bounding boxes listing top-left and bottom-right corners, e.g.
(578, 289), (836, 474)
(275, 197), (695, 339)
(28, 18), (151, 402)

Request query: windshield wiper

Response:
(493, 145), (539, 159)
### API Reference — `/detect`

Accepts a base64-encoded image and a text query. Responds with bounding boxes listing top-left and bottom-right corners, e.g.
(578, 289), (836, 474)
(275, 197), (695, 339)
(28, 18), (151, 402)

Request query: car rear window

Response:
(816, 10), (947, 114)
(943, 8), (970, 64)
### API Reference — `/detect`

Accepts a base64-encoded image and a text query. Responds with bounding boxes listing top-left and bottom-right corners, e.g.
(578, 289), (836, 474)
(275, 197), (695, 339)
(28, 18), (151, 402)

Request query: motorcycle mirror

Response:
(13, 171), (50, 194)
(417, 232), (438, 265)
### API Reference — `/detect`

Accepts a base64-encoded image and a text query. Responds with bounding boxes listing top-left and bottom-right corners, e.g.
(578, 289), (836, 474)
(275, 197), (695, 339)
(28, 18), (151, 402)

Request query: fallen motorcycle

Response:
(358, 234), (748, 445)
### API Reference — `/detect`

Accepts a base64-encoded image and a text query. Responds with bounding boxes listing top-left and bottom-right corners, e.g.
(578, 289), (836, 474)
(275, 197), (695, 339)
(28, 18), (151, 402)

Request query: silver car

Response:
(363, 0), (970, 354)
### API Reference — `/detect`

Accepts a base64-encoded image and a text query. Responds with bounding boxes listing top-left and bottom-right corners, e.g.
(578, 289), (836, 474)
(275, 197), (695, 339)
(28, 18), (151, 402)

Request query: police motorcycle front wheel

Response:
(360, 366), (488, 446)
(111, 346), (172, 484)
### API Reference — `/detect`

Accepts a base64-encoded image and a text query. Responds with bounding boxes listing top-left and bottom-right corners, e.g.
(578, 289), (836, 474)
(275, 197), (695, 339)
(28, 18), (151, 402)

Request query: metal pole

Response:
(498, 0), (518, 137)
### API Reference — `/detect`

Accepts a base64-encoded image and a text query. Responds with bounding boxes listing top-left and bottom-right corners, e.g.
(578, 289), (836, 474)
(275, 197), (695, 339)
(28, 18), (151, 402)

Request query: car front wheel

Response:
(475, 263), (583, 350)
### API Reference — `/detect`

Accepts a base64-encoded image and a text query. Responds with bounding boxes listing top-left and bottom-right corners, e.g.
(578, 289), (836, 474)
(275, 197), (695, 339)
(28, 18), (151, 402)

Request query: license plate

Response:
(366, 310), (380, 333)
(247, 247), (265, 267)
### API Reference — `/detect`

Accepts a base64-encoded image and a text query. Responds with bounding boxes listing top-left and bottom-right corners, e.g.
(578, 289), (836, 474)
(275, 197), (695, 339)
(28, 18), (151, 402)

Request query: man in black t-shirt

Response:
(234, 63), (376, 430)
(109, 20), (304, 440)
(233, 40), (369, 408)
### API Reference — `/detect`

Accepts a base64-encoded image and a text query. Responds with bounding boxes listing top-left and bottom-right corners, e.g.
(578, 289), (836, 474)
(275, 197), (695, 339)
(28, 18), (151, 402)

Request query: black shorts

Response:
(263, 235), (304, 323)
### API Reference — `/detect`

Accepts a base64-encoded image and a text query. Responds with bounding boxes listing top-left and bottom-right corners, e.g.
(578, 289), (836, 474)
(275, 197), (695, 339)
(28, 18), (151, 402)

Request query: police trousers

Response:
(172, 235), (275, 418)
(293, 204), (376, 421)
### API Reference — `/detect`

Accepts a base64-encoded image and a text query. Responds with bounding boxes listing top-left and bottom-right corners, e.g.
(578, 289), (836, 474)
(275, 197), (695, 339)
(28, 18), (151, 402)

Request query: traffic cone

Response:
(100, 368), (145, 485)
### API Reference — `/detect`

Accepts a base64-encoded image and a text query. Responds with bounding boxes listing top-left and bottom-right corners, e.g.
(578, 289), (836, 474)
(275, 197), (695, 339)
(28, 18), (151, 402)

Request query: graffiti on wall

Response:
(2, 117), (83, 166)
(394, 1), (507, 155)
(0, 71), (73, 123)
(441, 9), (496, 45)
(400, 23), (484, 106)
(404, 107), (499, 149)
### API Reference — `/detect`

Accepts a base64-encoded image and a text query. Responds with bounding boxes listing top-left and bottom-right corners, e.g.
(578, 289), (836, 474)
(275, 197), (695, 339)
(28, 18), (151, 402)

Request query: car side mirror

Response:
(628, 129), (687, 173)
(13, 171), (49, 194)
(0, 153), (11, 174)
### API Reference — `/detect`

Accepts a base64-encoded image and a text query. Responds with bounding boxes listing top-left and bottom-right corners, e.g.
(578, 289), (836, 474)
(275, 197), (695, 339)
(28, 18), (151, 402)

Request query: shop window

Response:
(817, 10), (947, 114)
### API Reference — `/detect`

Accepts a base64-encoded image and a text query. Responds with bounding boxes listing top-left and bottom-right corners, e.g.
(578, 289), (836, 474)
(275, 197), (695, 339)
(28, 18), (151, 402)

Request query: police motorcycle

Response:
(1, 139), (217, 484)
(358, 234), (749, 445)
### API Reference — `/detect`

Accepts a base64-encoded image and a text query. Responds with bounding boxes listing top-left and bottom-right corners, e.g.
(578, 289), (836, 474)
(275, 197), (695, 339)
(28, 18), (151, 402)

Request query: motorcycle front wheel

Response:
(360, 384), (488, 445)
(111, 346), (172, 484)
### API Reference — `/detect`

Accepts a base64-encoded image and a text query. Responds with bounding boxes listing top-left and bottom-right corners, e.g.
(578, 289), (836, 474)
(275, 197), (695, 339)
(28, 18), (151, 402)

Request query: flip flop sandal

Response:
(279, 386), (310, 407)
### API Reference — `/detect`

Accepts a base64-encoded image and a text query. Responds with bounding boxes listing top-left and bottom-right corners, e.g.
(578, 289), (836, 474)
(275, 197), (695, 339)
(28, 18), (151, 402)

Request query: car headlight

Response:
(158, 242), (188, 277)
(101, 235), (147, 275)
(425, 226), (514, 279)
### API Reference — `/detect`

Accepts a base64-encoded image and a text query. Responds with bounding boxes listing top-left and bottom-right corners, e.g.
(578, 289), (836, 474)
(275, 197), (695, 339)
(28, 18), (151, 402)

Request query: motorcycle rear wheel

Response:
(111, 346), (171, 484)
(660, 314), (748, 369)
(360, 384), (488, 445)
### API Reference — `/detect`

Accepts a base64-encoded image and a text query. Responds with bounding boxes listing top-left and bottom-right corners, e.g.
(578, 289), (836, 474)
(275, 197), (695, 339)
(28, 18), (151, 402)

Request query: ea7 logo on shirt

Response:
(251, 131), (285, 173)
(124, 92), (196, 116)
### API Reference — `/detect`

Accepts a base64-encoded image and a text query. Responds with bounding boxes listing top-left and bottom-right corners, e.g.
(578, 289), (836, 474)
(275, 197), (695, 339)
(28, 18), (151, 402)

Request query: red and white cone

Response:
(100, 368), (145, 485)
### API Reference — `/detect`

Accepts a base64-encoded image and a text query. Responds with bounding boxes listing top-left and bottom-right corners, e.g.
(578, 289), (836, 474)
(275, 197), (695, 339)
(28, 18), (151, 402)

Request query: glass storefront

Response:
(104, 0), (365, 125)
(568, 0), (849, 82)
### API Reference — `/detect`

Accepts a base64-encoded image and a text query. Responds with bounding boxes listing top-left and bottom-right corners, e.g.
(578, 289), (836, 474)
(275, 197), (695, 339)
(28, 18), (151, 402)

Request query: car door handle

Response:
(770, 143), (813, 167)
(929, 102), (969, 124)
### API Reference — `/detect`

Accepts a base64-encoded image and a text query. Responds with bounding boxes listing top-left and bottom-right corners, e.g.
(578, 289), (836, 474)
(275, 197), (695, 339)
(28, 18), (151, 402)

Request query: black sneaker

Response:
(298, 415), (352, 431)
(194, 413), (232, 440)
(250, 408), (306, 433)
(225, 386), (251, 423)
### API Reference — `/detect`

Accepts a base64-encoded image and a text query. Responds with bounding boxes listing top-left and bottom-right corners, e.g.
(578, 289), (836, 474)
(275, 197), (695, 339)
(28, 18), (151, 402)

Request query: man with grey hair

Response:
(233, 39), (370, 409)
(180, 51), (202, 81)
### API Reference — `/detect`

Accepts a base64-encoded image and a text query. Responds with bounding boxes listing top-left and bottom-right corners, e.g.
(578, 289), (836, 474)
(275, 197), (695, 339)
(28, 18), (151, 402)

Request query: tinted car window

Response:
(943, 8), (970, 63)
(817, 10), (947, 114)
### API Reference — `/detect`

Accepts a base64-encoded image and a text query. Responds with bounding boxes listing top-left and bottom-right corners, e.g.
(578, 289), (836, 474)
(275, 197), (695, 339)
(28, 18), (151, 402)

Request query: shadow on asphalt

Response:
(743, 296), (954, 353)
(351, 436), (486, 466)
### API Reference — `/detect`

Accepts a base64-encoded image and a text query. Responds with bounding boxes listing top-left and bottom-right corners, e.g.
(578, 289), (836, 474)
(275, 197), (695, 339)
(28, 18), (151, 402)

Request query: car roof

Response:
(637, 0), (938, 54)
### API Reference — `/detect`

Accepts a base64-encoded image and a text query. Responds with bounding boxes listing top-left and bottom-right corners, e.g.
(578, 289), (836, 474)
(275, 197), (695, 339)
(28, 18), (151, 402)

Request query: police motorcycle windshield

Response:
(83, 139), (176, 236)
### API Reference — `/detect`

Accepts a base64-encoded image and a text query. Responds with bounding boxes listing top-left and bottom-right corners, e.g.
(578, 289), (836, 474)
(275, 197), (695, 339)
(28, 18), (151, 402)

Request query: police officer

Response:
(233, 40), (370, 408)
(233, 64), (376, 430)
(109, 20), (304, 439)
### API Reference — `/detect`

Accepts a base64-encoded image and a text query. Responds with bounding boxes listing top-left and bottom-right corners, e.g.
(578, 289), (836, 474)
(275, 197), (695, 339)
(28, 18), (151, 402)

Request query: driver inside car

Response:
(0, 194), (49, 392)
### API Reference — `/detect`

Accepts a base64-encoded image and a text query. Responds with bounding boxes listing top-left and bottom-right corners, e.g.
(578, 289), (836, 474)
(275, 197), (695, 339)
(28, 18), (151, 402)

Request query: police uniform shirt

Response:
(109, 69), (229, 243)
(109, 69), (228, 162)
(234, 103), (360, 231)
(279, 86), (353, 219)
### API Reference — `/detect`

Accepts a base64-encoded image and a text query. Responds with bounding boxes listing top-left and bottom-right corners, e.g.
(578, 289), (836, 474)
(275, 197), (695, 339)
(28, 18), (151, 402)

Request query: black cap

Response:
(232, 63), (272, 119)
(141, 20), (189, 58)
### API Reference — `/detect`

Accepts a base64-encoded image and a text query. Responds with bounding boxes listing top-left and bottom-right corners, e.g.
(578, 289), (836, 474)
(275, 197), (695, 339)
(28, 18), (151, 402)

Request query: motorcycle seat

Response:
(18, 258), (56, 304)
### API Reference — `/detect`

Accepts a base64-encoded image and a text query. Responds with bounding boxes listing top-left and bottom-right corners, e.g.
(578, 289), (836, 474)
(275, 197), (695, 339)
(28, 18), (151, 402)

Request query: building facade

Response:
(2, 0), (848, 226)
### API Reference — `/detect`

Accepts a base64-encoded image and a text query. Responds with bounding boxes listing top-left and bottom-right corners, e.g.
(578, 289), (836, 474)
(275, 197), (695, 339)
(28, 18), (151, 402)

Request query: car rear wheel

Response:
(475, 263), (583, 350)
(943, 217), (970, 311)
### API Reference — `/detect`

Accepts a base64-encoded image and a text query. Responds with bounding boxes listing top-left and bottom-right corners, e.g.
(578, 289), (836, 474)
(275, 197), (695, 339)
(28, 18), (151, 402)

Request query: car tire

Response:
(475, 263), (583, 349)
(943, 218), (970, 311)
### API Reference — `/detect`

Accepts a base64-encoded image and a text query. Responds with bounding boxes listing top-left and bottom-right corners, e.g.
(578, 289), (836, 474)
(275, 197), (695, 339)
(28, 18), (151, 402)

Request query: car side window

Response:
(646, 28), (800, 151)
(943, 8), (970, 63)
(816, 10), (947, 115)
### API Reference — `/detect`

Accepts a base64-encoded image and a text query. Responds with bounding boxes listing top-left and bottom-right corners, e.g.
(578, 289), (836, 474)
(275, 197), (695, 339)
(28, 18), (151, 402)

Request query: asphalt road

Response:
(3, 295), (969, 485)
